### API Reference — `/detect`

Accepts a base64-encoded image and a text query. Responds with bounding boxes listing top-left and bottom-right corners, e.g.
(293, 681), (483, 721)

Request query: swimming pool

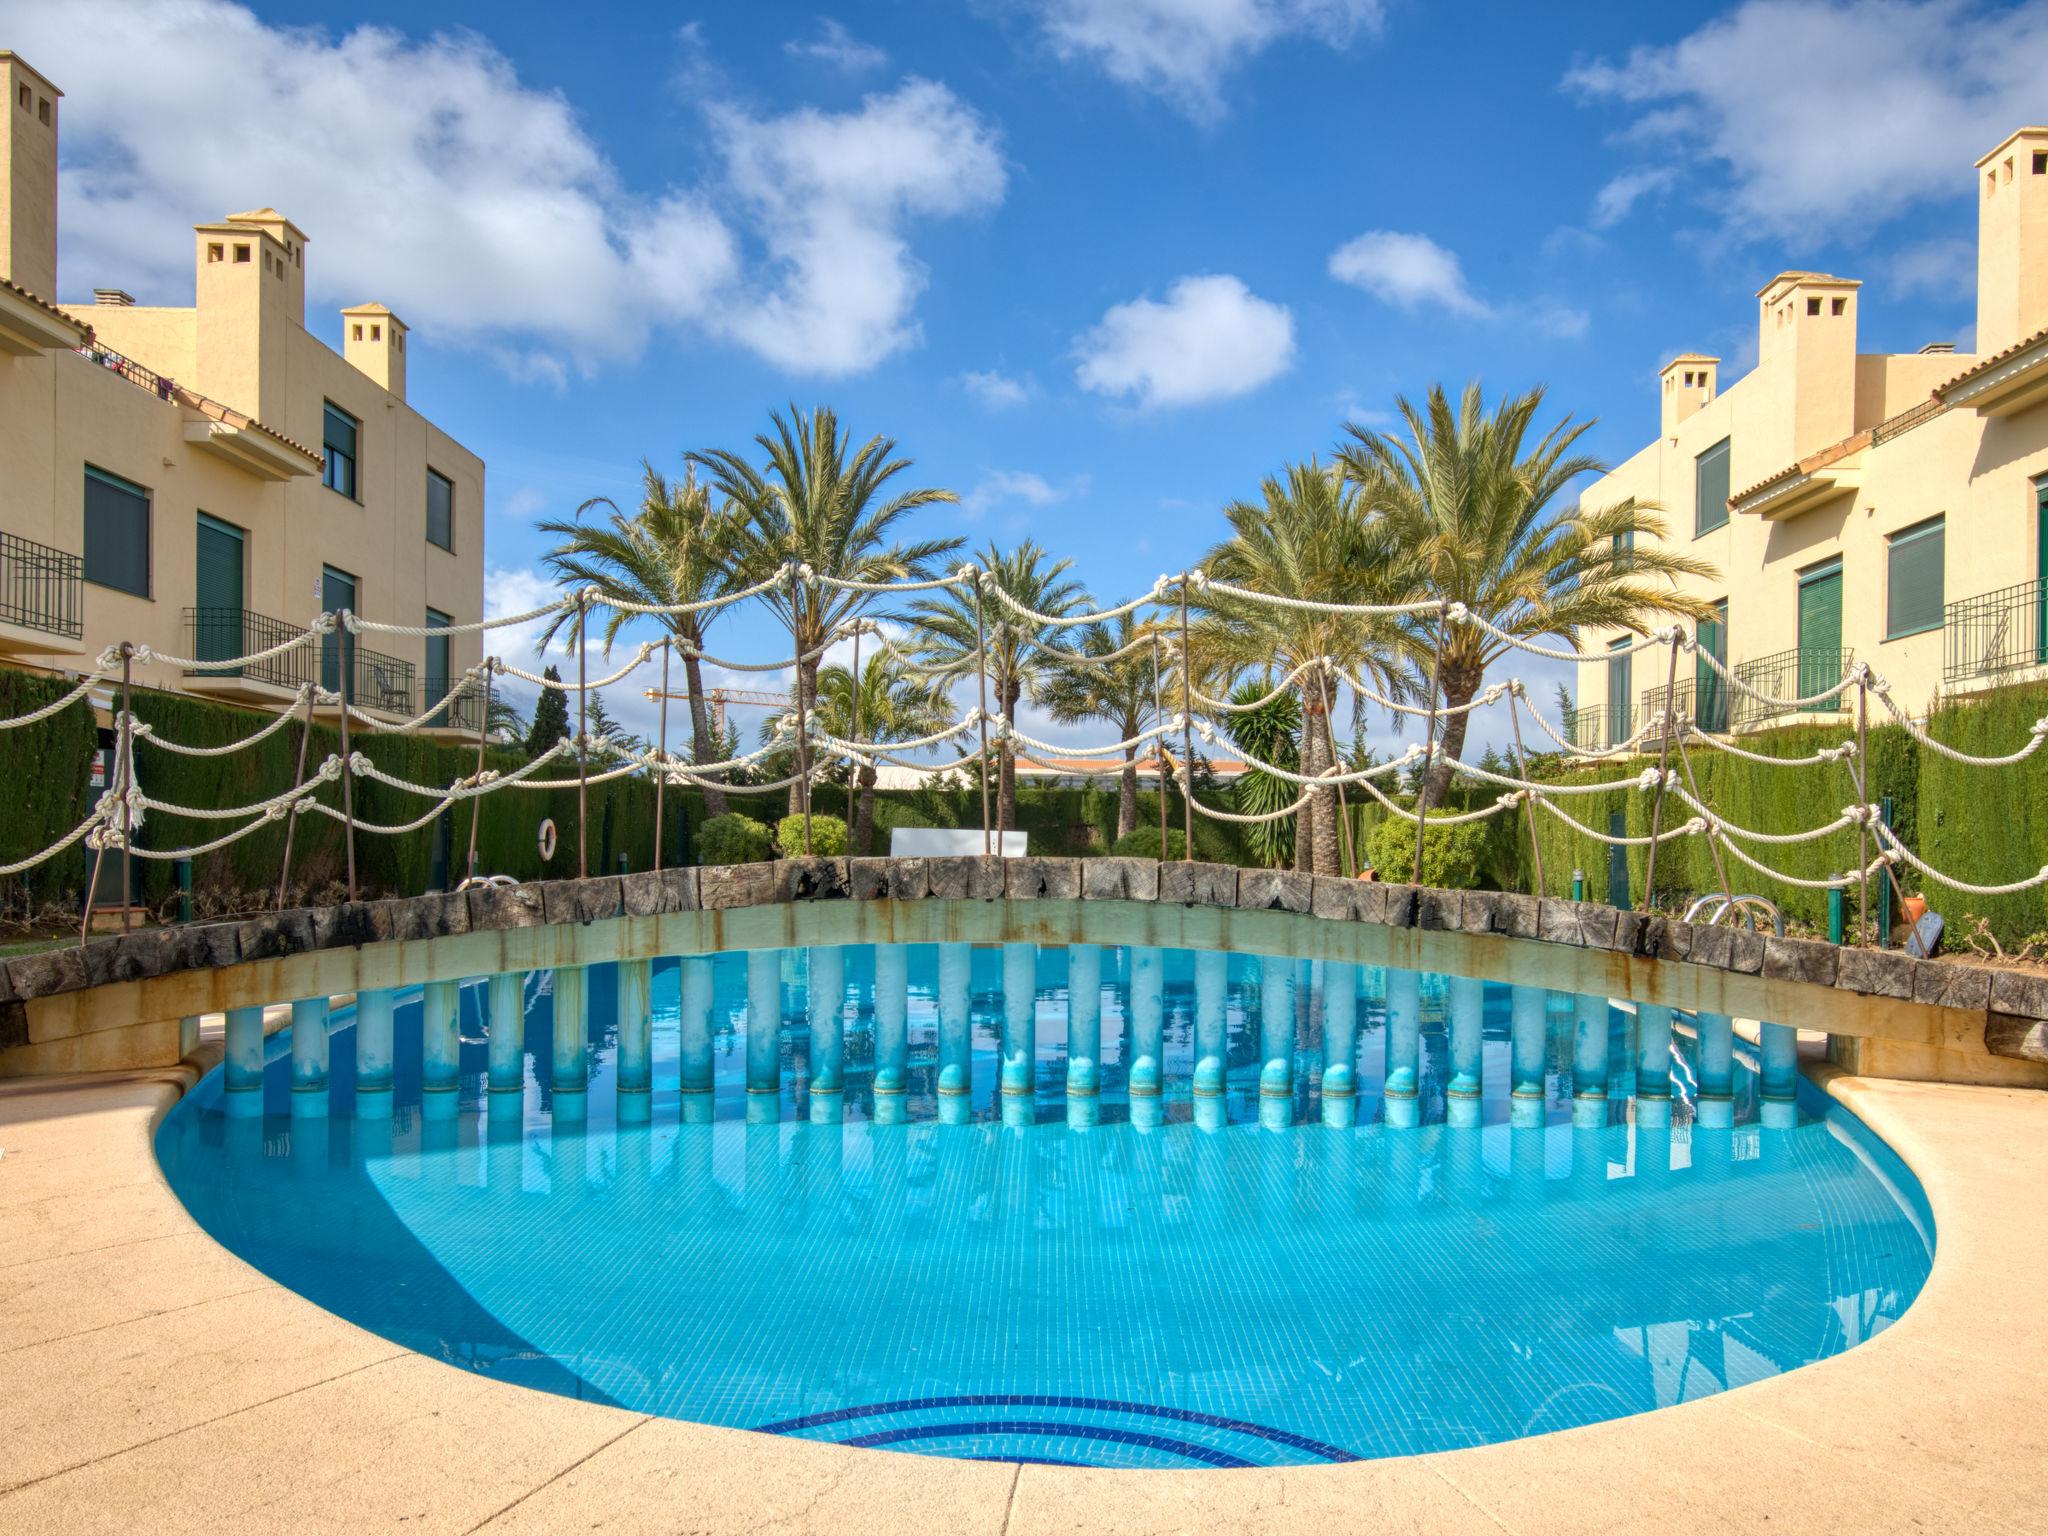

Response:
(156, 942), (1933, 1468)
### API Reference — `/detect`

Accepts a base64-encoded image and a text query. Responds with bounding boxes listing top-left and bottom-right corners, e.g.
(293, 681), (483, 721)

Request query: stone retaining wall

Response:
(4, 857), (2045, 1072)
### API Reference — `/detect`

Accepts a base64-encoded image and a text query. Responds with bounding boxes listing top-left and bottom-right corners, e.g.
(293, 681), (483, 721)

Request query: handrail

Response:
(1683, 892), (1787, 936)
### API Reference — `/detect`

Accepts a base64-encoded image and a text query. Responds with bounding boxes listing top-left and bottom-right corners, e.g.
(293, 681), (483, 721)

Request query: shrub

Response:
(1109, 822), (1233, 863)
(1365, 814), (1490, 889)
(698, 813), (775, 866)
(776, 813), (847, 858)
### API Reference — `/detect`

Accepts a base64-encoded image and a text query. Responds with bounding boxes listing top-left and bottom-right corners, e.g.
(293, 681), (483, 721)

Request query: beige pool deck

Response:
(0, 1062), (2043, 1536)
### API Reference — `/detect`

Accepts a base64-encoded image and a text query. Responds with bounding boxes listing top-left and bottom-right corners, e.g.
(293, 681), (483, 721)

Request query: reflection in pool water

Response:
(156, 944), (1932, 1468)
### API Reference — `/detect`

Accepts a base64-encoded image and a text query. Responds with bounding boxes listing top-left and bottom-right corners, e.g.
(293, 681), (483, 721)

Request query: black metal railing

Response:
(1568, 704), (1604, 751)
(1871, 396), (1947, 448)
(1732, 645), (1855, 730)
(184, 607), (317, 689)
(1641, 679), (1694, 731)
(422, 676), (484, 732)
(0, 531), (84, 640)
(75, 341), (177, 402)
(1945, 578), (2046, 687)
(332, 638), (415, 716)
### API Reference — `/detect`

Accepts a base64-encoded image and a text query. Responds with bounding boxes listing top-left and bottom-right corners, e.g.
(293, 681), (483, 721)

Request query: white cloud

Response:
(1029, 0), (1383, 119)
(5, 0), (1001, 380)
(1565, 0), (2048, 242)
(483, 566), (570, 668)
(784, 18), (889, 72)
(1328, 230), (1492, 317)
(961, 468), (1086, 519)
(1531, 303), (1591, 341)
(1073, 274), (1295, 409)
(497, 487), (549, 524)
(1888, 236), (1975, 299)
(1590, 166), (1677, 229)
(710, 78), (1007, 374)
(959, 368), (1034, 409)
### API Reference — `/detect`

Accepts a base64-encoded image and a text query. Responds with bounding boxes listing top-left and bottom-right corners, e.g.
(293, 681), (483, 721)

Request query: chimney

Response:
(341, 303), (407, 400)
(92, 288), (135, 307)
(1757, 271), (1859, 461)
(1975, 126), (2048, 356)
(1659, 354), (1718, 436)
(0, 51), (61, 299)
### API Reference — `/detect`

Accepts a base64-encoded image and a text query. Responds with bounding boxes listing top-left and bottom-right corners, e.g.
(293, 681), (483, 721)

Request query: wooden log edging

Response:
(3, 857), (2045, 1068)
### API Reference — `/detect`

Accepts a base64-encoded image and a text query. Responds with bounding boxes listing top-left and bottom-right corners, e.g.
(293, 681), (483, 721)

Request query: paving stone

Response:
(540, 877), (621, 927)
(309, 902), (381, 950)
(1608, 909), (1648, 955)
(1985, 1011), (2048, 1061)
(1687, 922), (1734, 971)
(1987, 966), (2048, 1021)
(1379, 883), (1418, 927)
(1726, 926), (1767, 974)
(1536, 898), (1592, 947)
(619, 867), (698, 917)
(1837, 944), (1914, 999)
(1763, 935), (1840, 988)
(1310, 875), (1362, 922)
(1913, 960), (1992, 1012)
(464, 882), (545, 933)
(1460, 889), (1539, 938)
(1237, 868), (1311, 914)
(1004, 857), (1081, 901)
(5, 946), (88, 1000)
(699, 862), (777, 910)
(1642, 916), (1693, 964)
(1159, 861), (1237, 907)
(236, 909), (319, 963)
(1414, 887), (1462, 931)
(926, 857), (1006, 901)
(77, 928), (173, 988)
(1081, 857), (1158, 902)
(777, 857), (852, 902)
(849, 857), (927, 901)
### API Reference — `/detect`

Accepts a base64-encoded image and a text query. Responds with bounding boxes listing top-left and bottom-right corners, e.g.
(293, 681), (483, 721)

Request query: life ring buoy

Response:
(537, 817), (558, 862)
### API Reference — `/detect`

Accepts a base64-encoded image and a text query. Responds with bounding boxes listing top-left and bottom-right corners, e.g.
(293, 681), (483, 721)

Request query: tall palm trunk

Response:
(1116, 749), (1138, 841)
(1302, 689), (1339, 876)
(679, 648), (727, 820)
(855, 763), (877, 856)
(1293, 703), (1319, 874)
(788, 649), (822, 817)
(1422, 659), (1485, 807)
(997, 680), (1021, 835)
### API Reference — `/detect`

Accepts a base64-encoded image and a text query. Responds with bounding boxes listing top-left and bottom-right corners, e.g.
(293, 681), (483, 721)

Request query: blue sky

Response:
(9, 0), (2045, 747)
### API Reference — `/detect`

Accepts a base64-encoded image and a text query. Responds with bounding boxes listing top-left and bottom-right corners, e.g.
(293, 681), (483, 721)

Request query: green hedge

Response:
(0, 671), (98, 903)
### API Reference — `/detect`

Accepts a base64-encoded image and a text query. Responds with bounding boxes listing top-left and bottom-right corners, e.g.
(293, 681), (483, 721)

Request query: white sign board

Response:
(889, 828), (1028, 858)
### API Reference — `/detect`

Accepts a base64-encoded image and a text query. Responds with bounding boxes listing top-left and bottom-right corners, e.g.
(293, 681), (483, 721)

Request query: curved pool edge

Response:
(0, 1061), (2041, 1534)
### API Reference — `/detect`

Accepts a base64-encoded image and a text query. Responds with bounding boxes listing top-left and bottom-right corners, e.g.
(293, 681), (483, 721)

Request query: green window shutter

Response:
(1606, 640), (1632, 745)
(321, 566), (358, 699)
(83, 466), (151, 597)
(1885, 516), (1944, 639)
(1798, 563), (1844, 707)
(1695, 600), (1728, 731)
(193, 515), (245, 666)
(1695, 438), (1731, 536)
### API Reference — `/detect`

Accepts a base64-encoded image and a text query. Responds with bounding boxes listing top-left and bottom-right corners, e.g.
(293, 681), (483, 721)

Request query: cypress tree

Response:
(524, 666), (570, 757)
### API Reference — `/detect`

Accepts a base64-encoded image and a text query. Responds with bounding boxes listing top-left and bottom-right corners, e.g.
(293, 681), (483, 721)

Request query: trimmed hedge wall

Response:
(0, 671), (98, 902)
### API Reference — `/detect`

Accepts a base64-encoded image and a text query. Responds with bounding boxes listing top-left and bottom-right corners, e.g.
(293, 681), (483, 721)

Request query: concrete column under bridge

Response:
(745, 950), (780, 1124)
(1383, 966), (1420, 1129)
(1445, 974), (1485, 1129)
(808, 945), (845, 1125)
(871, 943), (908, 1126)
(936, 941), (972, 1126)
(679, 956), (714, 1123)
(616, 957), (653, 1125)
(1065, 942), (1102, 1129)
(1128, 945), (1164, 1130)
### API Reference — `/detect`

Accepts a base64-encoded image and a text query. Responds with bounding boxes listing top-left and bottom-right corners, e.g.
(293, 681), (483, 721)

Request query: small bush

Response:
(776, 813), (847, 858)
(1365, 814), (1490, 889)
(1109, 822), (1233, 863)
(698, 813), (775, 866)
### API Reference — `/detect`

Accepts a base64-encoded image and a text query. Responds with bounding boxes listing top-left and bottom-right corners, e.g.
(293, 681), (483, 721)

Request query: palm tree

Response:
(1222, 682), (1301, 869)
(536, 463), (741, 818)
(812, 651), (951, 855)
(1337, 382), (1717, 806)
(1194, 461), (1411, 876)
(1038, 611), (1158, 841)
(690, 406), (962, 815)
(906, 540), (1089, 834)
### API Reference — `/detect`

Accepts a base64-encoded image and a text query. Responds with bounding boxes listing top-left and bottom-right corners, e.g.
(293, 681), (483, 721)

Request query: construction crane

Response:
(640, 684), (794, 737)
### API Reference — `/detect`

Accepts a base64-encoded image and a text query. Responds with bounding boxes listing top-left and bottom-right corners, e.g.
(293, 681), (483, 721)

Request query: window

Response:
(2035, 151), (2047, 175)
(1695, 600), (1729, 732)
(1831, 297), (1846, 316)
(15, 84), (26, 109)
(426, 469), (454, 551)
(1695, 437), (1731, 536)
(37, 96), (49, 126)
(323, 402), (359, 499)
(1807, 297), (1821, 316)
(83, 467), (151, 597)
(351, 323), (363, 341)
(1611, 529), (1634, 569)
(1885, 515), (1945, 640)
(193, 515), (246, 667)
(233, 243), (250, 263)
(1606, 639), (1633, 747)
(425, 608), (452, 726)
(207, 242), (223, 263)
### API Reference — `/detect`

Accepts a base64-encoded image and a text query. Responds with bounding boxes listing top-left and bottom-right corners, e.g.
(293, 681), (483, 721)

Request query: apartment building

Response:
(1574, 126), (2048, 745)
(0, 51), (484, 731)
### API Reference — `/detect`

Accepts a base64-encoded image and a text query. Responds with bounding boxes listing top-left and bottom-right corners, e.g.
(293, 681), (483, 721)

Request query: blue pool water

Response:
(156, 944), (1934, 1468)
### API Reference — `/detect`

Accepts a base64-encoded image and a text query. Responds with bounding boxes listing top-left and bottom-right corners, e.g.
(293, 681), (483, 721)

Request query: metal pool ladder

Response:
(1684, 892), (1786, 937)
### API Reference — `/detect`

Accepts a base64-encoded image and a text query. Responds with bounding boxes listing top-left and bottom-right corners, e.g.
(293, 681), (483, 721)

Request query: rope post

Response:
(788, 566), (813, 856)
(116, 643), (134, 933)
(1640, 629), (1683, 913)
(1854, 668), (1871, 947)
(849, 620), (864, 856)
(972, 570), (992, 856)
(466, 663), (493, 884)
(1675, 731), (1735, 913)
(337, 611), (358, 902)
(652, 641), (669, 874)
(1178, 579), (1195, 861)
(1152, 630), (1167, 852)
(575, 590), (589, 878)
(1410, 606), (1449, 886)
(275, 684), (317, 910)
(1505, 685), (1547, 898)
(1316, 664), (1356, 879)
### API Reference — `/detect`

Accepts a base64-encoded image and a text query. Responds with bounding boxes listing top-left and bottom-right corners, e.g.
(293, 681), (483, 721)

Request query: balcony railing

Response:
(1945, 578), (2046, 687)
(0, 531), (84, 640)
(1641, 679), (1693, 731)
(74, 341), (177, 402)
(185, 607), (416, 716)
(422, 676), (485, 732)
(1870, 395), (1948, 447)
(1567, 704), (1603, 751)
(1732, 646), (1854, 730)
